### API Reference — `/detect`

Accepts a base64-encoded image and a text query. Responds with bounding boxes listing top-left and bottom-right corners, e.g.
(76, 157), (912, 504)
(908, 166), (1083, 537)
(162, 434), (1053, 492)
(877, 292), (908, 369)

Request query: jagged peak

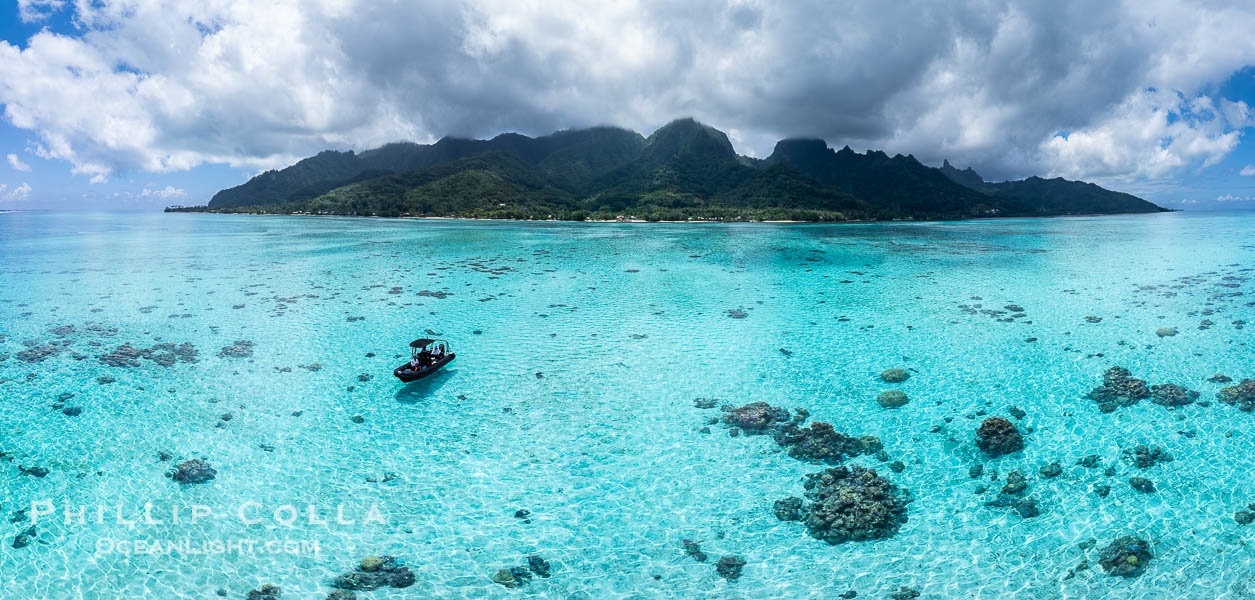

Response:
(939, 158), (987, 188)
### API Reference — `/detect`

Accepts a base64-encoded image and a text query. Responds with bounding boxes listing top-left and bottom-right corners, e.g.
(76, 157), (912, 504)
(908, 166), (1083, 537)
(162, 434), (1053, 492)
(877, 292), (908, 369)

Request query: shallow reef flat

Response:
(0, 210), (1253, 599)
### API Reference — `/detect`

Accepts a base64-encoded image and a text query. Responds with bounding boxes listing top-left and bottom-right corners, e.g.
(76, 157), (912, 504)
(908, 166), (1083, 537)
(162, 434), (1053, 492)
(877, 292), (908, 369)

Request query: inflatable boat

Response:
(394, 338), (455, 382)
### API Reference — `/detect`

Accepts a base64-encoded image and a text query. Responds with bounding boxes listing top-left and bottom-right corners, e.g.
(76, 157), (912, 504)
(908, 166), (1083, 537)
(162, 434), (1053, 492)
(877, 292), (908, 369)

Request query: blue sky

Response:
(0, 2), (254, 209)
(0, 116), (244, 210)
(2, 1), (1255, 211)
(1143, 66), (1255, 208)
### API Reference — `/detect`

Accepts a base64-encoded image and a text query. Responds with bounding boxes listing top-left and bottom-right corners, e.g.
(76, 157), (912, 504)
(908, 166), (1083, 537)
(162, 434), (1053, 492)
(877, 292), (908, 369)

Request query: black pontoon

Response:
(393, 338), (455, 382)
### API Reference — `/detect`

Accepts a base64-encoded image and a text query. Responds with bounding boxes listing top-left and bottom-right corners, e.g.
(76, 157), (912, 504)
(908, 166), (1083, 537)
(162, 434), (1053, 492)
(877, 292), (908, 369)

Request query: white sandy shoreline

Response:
(163, 209), (1178, 226)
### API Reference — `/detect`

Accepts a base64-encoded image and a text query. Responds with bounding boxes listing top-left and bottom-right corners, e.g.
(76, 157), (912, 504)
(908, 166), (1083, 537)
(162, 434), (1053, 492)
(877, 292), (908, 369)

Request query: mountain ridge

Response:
(939, 159), (1164, 216)
(186, 118), (1167, 221)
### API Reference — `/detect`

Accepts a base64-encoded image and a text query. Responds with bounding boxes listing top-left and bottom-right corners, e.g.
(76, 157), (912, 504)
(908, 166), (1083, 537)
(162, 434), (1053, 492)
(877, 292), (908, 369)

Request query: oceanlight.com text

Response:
(95, 538), (321, 557)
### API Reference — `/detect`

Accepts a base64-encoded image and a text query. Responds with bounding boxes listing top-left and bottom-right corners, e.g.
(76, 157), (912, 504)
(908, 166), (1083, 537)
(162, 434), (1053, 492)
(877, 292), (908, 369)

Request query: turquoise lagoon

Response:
(0, 210), (1253, 599)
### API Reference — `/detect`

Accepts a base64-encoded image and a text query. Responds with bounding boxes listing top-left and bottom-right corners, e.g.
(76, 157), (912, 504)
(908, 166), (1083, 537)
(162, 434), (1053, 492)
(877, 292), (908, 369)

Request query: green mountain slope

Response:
(188, 118), (1165, 222)
(244, 143), (859, 221)
(209, 150), (366, 208)
(717, 163), (867, 213)
(592, 118), (750, 199)
(294, 152), (572, 218)
(208, 127), (646, 209)
(988, 177), (1166, 215)
(535, 127), (647, 192)
(939, 161), (1167, 215)
(766, 139), (1016, 218)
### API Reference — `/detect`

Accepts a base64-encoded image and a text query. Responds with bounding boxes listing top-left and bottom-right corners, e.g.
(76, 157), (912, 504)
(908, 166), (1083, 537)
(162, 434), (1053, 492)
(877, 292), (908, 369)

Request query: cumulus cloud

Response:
(138, 185), (186, 199)
(1040, 91), (1241, 182)
(6, 153), (30, 172)
(1241, 165), (1255, 176)
(16, 0), (65, 23)
(0, 182), (32, 203)
(0, 0), (1253, 185)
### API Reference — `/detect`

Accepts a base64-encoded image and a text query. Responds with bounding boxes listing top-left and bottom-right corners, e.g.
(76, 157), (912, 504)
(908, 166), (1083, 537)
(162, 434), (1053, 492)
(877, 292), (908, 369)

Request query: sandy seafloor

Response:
(0, 210), (1253, 599)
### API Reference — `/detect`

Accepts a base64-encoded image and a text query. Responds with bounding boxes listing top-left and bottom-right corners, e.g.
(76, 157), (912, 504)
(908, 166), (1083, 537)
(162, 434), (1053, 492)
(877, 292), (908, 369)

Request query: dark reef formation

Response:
(773, 497), (804, 522)
(682, 539), (708, 562)
(1088, 367), (1150, 411)
(11, 526), (36, 549)
(778, 466), (911, 545)
(16, 343), (65, 363)
(1098, 536), (1152, 577)
(715, 401), (908, 544)
(888, 586), (921, 599)
(721, 402), (879, 464)
(1235, 502), (1255, 525)
(876, 390), (909, 409)
(983, 470), (1041, 518)
(693, 397), (720, 409)
(772, 421), (882, 464)
(491, 568), (531, 588)
(490, 555), (551, 588)
(217, 340), (256, 358)
(246, 584), (281, 600)
(716, 555), (746, 581)
(880, 368), (910, 383)
(100, 342), (198, 368)
(1124, 444), (1173, 469)
(1128, 477), (1155, 493)
(722, 401), (791, 433)
(525, 555), (552, 578)
(166, 459), (217, 484)
(975, 417), (1024, 457)
(1219, 379), (1255, 412)
(1150, 383), (1199, 407)
(332, 556), (416, 591)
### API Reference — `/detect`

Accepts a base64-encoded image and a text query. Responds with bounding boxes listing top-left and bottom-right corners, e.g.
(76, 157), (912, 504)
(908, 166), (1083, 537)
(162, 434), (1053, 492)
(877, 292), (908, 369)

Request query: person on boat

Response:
(431, 344), (445, 361)
(408, 354), (423, 371)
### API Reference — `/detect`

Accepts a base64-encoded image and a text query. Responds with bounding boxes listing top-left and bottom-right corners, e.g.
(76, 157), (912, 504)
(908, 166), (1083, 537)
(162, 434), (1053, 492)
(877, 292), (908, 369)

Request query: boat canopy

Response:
(409, 338), (437, 348)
